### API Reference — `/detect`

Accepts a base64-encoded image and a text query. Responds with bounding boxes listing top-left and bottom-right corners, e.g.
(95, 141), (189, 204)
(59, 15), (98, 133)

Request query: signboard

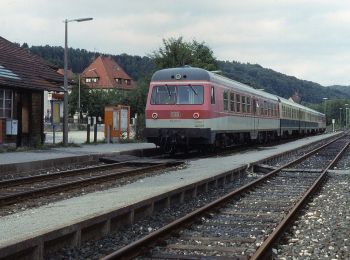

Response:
(6, 119), (18, 135)
(113, 110), (119, 131)
(120, 108), (128, 131)
(105, 105), (130, 142)
(51, 101), (60, 125)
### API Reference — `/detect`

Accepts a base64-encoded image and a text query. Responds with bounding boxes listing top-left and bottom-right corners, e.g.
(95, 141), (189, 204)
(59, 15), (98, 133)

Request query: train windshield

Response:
(151, 85), (204, 105)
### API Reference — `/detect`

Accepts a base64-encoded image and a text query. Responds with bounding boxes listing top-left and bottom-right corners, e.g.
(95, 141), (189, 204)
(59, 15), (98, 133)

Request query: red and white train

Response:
(145, 66), (326, 152)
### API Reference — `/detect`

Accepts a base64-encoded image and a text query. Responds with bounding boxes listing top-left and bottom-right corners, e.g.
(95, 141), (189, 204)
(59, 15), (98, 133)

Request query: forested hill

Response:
(27, 44), (155, 81)
(25, 44), (349, 104)
(328, 85), (350, 96)
(218, 61), (349, 103)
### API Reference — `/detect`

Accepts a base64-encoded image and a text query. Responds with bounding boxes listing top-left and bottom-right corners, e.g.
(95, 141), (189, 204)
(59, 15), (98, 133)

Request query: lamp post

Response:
(345, 104), (349, 130)
(339, 107), (343, 129)
(63, 17), (93, 145)
(322, 97), (328, 114)
(78, 74), (81, 123)
(322, 97), (328, 126)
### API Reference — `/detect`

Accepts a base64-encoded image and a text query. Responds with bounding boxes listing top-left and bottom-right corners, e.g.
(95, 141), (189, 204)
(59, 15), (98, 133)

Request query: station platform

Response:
(0, 132), (340, 258)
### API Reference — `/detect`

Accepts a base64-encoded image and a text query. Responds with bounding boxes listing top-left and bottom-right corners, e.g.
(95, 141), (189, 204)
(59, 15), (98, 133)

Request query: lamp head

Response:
(75, 18), (93, 22)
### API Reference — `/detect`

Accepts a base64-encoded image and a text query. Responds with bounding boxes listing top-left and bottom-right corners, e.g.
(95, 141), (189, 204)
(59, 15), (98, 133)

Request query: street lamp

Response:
(78, 74), (81, 123)
(322, 97), (328, 126)
(322, 97), (328, 114)
(345, 104), (349, 130)
(63, 17), (93, 145)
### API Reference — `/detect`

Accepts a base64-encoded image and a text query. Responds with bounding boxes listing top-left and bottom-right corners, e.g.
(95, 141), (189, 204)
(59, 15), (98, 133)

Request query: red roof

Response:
(0, 36), (63, 92)
(81, 55), (135, 90)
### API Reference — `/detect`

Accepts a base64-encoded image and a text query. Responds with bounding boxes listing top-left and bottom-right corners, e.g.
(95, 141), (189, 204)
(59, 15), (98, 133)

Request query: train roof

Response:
(151, 66), (278, 101)
(151, 66), (324, 116)
(279, 97), (324, 115)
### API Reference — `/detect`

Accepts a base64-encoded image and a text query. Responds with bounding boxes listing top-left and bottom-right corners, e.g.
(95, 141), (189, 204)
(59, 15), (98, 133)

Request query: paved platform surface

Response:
(0, 142), (156, 166)
(0, 133), (339, 249)
(44, 130), (105, 144)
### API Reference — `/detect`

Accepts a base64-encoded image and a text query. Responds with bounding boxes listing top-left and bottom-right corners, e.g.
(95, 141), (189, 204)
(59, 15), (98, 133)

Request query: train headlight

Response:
(193, 112), (200, 119)
(152, 112), (158, 119)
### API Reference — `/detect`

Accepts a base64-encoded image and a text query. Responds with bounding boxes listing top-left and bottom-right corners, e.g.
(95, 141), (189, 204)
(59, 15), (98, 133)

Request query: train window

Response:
(236, 94), (241, 112)
(150, 85), (204, 105)
(242, 96), (247, 113)
(253, 99), (257, 114)
(247, 97), (251, 113)
(288, 107), (291, 118)
(264, 101), (268, 116)
(274, 104), (277, 117)
(223, 91), (229, 111)
(211, 86), (215, 104)
(230, 93), (235, 111)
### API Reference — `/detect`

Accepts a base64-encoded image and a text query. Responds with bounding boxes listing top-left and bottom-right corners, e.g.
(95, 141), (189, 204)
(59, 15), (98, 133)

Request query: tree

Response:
(151, 37), (218, 70)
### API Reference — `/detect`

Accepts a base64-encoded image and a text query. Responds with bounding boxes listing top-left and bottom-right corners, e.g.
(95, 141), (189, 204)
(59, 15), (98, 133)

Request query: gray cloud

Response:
(1, 0), (350, 85)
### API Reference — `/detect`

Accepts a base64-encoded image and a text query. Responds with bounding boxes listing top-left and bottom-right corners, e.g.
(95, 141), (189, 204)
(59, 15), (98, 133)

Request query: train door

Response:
(298, 108), (301, 134)
(251, 98), (259, 140)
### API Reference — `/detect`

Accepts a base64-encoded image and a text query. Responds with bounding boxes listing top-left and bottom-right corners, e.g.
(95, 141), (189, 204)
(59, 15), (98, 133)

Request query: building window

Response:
(85, 78), (98, 83)
(0, 89), (13, 118)
(116, 78), (122, 84)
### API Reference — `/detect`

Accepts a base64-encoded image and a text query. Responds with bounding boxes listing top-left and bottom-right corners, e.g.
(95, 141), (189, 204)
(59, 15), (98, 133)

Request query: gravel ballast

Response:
(276, 173), (350, 259)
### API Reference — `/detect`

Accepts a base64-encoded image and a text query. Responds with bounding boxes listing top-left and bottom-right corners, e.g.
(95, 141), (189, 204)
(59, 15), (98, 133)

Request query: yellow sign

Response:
(52, 101), (60, 125)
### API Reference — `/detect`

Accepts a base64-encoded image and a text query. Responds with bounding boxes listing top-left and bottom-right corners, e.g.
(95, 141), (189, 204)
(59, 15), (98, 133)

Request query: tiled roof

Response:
(57, 68), (75, 81)
(81, 55), (135, 90)
(0, 36), (63, 92)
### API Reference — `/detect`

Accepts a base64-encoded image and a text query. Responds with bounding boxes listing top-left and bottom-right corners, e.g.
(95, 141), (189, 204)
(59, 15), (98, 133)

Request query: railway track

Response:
(0, 159), (181, 207)
(101, 134), (350, 259)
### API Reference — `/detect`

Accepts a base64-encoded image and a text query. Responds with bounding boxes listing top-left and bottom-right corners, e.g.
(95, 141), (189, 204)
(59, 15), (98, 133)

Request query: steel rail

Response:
(101, 134), (346, 260)
(251, 137), (350, 260)
(0, 162), (180, 207)
(0, 161), (156, 188)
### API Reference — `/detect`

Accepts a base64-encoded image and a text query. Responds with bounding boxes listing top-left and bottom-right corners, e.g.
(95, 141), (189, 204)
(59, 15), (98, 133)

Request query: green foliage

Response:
(306, 99), (350, 126)
(151, 37), (218, 70)
(68, 75), (90, 115)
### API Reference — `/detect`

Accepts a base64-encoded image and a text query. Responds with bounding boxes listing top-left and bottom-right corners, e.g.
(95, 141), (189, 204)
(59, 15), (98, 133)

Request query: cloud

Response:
(1, 0), (350, 85)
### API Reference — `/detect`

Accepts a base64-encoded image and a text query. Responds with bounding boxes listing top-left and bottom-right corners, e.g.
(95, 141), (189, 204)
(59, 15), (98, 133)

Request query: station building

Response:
(0, 36), (63, 147)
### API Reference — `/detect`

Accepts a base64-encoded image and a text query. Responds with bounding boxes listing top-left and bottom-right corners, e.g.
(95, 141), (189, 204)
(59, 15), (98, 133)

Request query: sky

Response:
(1, 0), (350, 86)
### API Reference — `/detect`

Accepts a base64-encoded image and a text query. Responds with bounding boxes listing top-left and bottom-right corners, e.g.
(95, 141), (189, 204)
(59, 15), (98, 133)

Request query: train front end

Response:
(145, 67), (213, 153)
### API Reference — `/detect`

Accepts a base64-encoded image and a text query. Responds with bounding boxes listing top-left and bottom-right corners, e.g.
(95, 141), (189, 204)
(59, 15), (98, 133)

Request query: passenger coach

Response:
(145, 66), (325, 152)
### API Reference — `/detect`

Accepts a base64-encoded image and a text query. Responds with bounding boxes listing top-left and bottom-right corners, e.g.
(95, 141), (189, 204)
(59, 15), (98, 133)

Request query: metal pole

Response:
(63, 17), (92, 145)
(340, 108), (342, 129)
(78, 74), (81, 123)
(63, 19), (69, 145)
